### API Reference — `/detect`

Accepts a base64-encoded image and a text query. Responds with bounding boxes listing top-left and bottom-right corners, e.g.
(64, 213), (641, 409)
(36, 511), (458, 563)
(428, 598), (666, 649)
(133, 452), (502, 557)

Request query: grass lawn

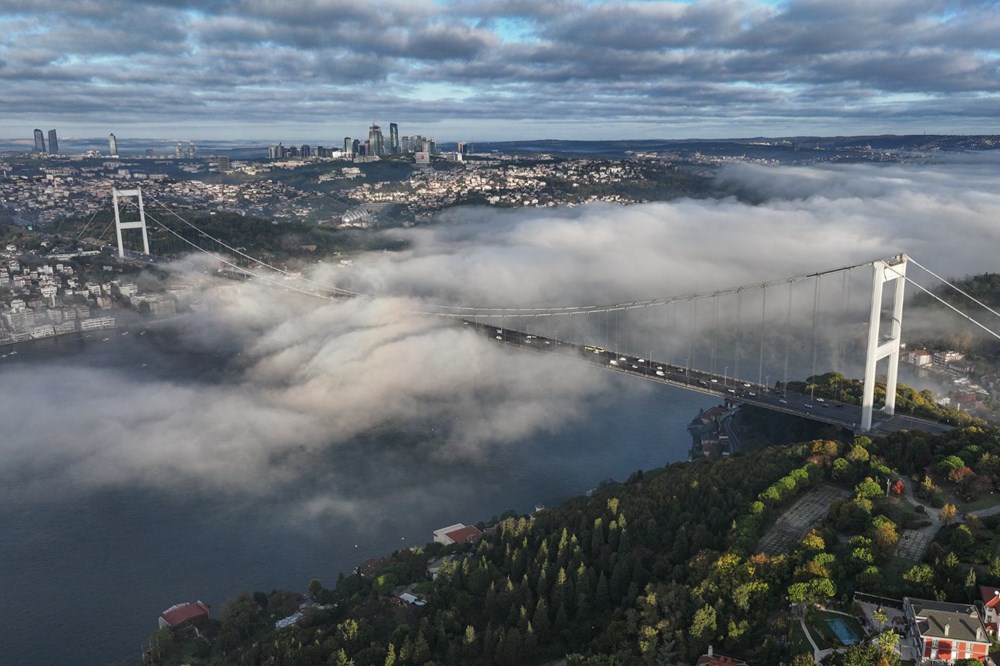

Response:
(788, 620), (814, 657)
(958, 493), (1000, 513)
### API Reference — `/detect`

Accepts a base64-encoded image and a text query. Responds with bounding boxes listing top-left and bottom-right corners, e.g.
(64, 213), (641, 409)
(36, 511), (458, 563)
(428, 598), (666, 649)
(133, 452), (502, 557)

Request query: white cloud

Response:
(3, 158), (999, 519)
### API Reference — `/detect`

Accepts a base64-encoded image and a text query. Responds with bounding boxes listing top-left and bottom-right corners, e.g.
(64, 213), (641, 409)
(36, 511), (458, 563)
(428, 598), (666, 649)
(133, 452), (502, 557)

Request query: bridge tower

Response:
(860, 254), (908, 432)
(112, 187), (150, 259)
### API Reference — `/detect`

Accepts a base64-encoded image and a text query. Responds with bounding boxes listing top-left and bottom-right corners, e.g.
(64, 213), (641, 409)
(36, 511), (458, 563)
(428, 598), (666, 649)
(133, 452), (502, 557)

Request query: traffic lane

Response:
(472, 322), (949, 434)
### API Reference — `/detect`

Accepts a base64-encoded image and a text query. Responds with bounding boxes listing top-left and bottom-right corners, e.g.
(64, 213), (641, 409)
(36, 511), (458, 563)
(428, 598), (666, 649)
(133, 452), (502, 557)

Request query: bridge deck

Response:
(467, 321), (952, 437)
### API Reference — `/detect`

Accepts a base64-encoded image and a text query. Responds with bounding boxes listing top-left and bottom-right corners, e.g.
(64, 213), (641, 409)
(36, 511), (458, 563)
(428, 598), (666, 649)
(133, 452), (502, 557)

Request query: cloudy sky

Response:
(3, 0), (999, 142)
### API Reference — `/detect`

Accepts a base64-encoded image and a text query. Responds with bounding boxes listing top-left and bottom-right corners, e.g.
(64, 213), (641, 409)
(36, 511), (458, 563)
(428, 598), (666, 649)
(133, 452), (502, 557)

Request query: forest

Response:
(140, 410), (1000, 666)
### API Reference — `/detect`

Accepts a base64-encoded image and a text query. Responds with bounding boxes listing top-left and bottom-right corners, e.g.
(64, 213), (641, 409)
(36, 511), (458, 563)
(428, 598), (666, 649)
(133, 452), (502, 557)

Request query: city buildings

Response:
(389, 123), (399, 154)
(108, 133), (118, 156)
(368, 123), (385, 157)
(903, 597), (991, 664)
(47, 129), (59, 154)
(33, 129), (46, 153)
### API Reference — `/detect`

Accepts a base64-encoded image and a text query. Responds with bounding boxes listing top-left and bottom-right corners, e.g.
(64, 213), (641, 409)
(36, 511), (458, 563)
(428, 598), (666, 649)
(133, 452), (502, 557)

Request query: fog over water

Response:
(1, 157), (999, 664)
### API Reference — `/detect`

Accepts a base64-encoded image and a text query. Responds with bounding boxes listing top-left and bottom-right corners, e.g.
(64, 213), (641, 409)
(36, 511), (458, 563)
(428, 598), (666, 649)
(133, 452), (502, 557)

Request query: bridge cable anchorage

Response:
(907, 256), (1000, 322)
(883, 265), (1000, 342)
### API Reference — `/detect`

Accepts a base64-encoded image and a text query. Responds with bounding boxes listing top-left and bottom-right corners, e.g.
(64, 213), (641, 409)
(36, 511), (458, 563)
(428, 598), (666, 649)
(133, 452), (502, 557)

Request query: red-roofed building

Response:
(158, 601), (211, 629)
(903, 597), (991, 664)
(433, 523), (483, 546)
(980, 585), (1000, 637)
(696, 646), (748, 666)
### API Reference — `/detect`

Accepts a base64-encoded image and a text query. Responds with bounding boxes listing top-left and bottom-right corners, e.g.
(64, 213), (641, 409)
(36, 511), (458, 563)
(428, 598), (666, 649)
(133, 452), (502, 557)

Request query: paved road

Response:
(470, 321), (955, 437)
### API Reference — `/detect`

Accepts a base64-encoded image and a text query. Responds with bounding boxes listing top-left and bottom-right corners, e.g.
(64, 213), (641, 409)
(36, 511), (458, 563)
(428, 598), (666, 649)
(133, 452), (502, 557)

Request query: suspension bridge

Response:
(78, 187), (1000, 436)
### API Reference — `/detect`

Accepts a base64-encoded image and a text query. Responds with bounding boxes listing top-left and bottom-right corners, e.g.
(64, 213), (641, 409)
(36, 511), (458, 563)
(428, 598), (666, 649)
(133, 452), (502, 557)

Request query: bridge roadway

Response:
(466, 321), (953, 437)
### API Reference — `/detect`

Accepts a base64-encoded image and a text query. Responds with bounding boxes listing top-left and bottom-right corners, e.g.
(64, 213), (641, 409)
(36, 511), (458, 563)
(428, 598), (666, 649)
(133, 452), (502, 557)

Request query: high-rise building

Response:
(176, 143), (184, 158)
(389, 123), (399, 154)
(33, 129), (46, 153)
(300, 144), (311, 158)
(457, 141), (467, 156)
(368, 123), (385, 156)
(344, 137), (352, 155)
(47, 129), (59, 154)
(186, 143), (196, 159)
(401, 136), (410, 153)
(108, 133), (118, 156)
(352, 139), (360, 155)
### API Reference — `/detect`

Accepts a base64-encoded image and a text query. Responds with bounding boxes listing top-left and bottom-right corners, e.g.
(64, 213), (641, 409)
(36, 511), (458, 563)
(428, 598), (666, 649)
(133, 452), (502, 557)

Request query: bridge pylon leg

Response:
(861, 254), (908, 432)
(113, 187), (150, 259)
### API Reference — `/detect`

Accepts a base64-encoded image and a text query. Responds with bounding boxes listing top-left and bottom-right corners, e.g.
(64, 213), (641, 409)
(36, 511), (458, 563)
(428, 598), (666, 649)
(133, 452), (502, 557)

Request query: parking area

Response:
(757, 485), (851, 555)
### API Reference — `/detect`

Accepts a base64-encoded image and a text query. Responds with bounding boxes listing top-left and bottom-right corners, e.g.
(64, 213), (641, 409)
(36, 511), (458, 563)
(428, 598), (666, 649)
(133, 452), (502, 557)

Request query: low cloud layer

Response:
(3, 158), (999, 518)
(2, 1), (999, 139)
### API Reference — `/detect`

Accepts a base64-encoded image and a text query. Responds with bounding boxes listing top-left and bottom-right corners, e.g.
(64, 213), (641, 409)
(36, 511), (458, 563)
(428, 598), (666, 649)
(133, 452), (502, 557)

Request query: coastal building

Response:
(158, 601), (210, 630)
(432, 523), (483, 546)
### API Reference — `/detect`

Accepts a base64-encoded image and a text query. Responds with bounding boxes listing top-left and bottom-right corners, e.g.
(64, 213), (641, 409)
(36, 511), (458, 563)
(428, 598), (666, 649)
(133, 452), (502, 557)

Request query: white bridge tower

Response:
(112, 187), (149, 259)
(861, 254), (908, 432)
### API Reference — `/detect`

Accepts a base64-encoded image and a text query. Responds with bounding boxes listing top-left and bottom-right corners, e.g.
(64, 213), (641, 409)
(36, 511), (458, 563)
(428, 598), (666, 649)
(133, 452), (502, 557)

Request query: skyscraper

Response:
(33, 129), (46, 153)
(108, 133), (118, 156)
(343, 137), (352, 155)
(47, 129), (59, 154)
(368, 123), (385, 156)
(389, 123), (399, 154)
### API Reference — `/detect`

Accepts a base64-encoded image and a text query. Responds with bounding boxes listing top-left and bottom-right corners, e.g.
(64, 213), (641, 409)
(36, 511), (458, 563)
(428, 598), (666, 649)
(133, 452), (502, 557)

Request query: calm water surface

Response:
(0, 333), (708, 665)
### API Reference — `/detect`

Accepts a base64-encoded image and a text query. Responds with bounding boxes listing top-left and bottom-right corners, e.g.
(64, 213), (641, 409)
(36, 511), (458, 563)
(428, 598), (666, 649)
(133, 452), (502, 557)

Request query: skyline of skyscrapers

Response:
(23, 121), (456, 160)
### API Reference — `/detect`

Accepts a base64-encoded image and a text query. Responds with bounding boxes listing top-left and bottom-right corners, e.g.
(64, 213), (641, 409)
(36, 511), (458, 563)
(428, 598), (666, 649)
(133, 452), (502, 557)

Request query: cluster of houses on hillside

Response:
(0, 244), (178, 346)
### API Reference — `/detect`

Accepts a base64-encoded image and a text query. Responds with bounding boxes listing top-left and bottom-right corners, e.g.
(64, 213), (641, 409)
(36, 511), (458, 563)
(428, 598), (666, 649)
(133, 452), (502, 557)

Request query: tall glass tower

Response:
(47, 129), (59, 153)
(33, 129), (46, 152)
(108, 133), (118, 156)
(389, 123), (399, 154)
(368, 123), (385, 156)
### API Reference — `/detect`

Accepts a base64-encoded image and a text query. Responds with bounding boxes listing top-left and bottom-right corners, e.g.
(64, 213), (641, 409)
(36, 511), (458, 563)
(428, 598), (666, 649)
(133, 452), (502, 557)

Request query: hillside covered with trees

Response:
(140, 413), (1000, 666)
